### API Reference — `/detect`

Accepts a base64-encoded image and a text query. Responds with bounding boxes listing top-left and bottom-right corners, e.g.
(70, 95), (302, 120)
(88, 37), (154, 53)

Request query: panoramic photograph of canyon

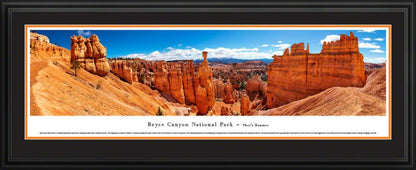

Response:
(28, 28), (388, 116)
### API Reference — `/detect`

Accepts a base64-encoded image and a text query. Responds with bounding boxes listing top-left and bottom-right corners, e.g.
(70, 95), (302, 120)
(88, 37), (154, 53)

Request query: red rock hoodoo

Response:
(182, 60), (198, 105)
(70, 34), (110, 77)
(213, 78), (226, 98)
(195, 51), (216, 114)
(222, 79), (238, 104)
(266, 32), (366, 108)
(111, 52), (215, 115)
(240, 91), (251, 115)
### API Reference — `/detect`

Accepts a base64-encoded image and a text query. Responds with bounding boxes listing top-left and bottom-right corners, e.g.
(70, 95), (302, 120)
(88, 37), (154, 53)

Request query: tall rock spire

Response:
(201, 51), (208, 66)
(195, 51), (215, 115)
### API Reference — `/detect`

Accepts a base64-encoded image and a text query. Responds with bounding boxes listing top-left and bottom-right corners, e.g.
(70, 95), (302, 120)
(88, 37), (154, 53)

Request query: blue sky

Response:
(33, 29), (387, 63)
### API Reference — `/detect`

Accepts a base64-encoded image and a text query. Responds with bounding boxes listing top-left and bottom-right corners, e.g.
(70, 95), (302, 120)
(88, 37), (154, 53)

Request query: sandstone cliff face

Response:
(30, 32), (71, 62)
(246, 75), (267, 99)
(31, 32), (50, 43)
(167, 62), (185, 104)
(111, 52), (215, 114)
(109, 60), (138, 84)
(182, 60), (197, 105)
(153, 61), (170, 94)
(152, 61), (187, 104)
(213, 78), (226, 98)
(266, 32), (367, 108)
(70, 34), (110, 77)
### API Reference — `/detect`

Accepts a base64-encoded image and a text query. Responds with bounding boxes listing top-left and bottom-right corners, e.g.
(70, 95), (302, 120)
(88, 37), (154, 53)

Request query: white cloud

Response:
(277, 40), (283, 43)
(320, 35), (340, 44)
(178, 44), (183, 47)
(370, 49), (384, 53)
(358, 28), (377, 33)
(261, 44), (270, 47)
(272, 44), (290, 49)
(119, 47), (276, 61)
(364, 57), (386, 63)
(362, 38), (371, 41)
(273, 51), (284, 55)
(358, 42), (381, 49)
(186, 46), (192, 48)
(77, 30), (92, 37)
(374, 38), (384, 41)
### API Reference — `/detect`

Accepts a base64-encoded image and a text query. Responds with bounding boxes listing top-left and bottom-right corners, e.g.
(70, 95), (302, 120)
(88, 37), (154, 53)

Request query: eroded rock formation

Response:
(70, 34), (110, 77)
(167, 62), (185, 104)
(213, 78), (226, 98)
(152, 61), (188, 104)
(246, 75), (267, 100)
(30, 32), (71, 62)
(109, 60), (138, 84)
(195, 51), (216, 114)
(240, 91), (251, 115)
(182, 60), (197, 105)
(266, 32), (366, 108)
(111, 52), (215, 115)
(222, 79), (238, 104)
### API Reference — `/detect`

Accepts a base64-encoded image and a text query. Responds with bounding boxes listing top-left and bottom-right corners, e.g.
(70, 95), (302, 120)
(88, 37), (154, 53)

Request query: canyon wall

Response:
(70, 34), (110, 77)
(109, 60), (139, 84)
(109, 59), (155, 86)
(266, 32), (366, 108)
(182, 60), (197, 105)
(110, 52), (215, 115)
(151, 52), (215, 114)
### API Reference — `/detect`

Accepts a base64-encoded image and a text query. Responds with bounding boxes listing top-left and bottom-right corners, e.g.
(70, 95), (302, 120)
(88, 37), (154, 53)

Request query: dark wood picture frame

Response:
(1, 0), (414, 169)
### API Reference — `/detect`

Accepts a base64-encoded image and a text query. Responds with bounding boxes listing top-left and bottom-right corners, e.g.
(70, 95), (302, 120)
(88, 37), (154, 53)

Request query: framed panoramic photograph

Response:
(25, 25), (392, 140)
(2, 0), (415, 169)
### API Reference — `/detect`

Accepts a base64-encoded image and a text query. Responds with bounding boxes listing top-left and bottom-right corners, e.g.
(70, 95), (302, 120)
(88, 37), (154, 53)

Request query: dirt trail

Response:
(29, 61), (48, 115)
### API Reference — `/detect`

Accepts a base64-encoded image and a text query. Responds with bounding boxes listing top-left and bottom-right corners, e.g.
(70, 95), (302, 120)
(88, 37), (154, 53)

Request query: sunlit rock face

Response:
(30, 32), (71, 62)
(222, 79), (238, 104)
(111, 52), (215, 115)
(195, 51), (215, 115)
(266, 32), (366, 109)
(70, 34), (110, 77)
(182, 60), (197, 105)
(109, 60), (138, 84)
(246, 75), (267, 100)
(240, 91), (251, 115)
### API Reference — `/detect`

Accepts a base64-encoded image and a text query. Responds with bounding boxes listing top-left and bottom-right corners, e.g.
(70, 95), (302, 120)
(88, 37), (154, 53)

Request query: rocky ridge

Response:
(30, 32), (71, 62)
